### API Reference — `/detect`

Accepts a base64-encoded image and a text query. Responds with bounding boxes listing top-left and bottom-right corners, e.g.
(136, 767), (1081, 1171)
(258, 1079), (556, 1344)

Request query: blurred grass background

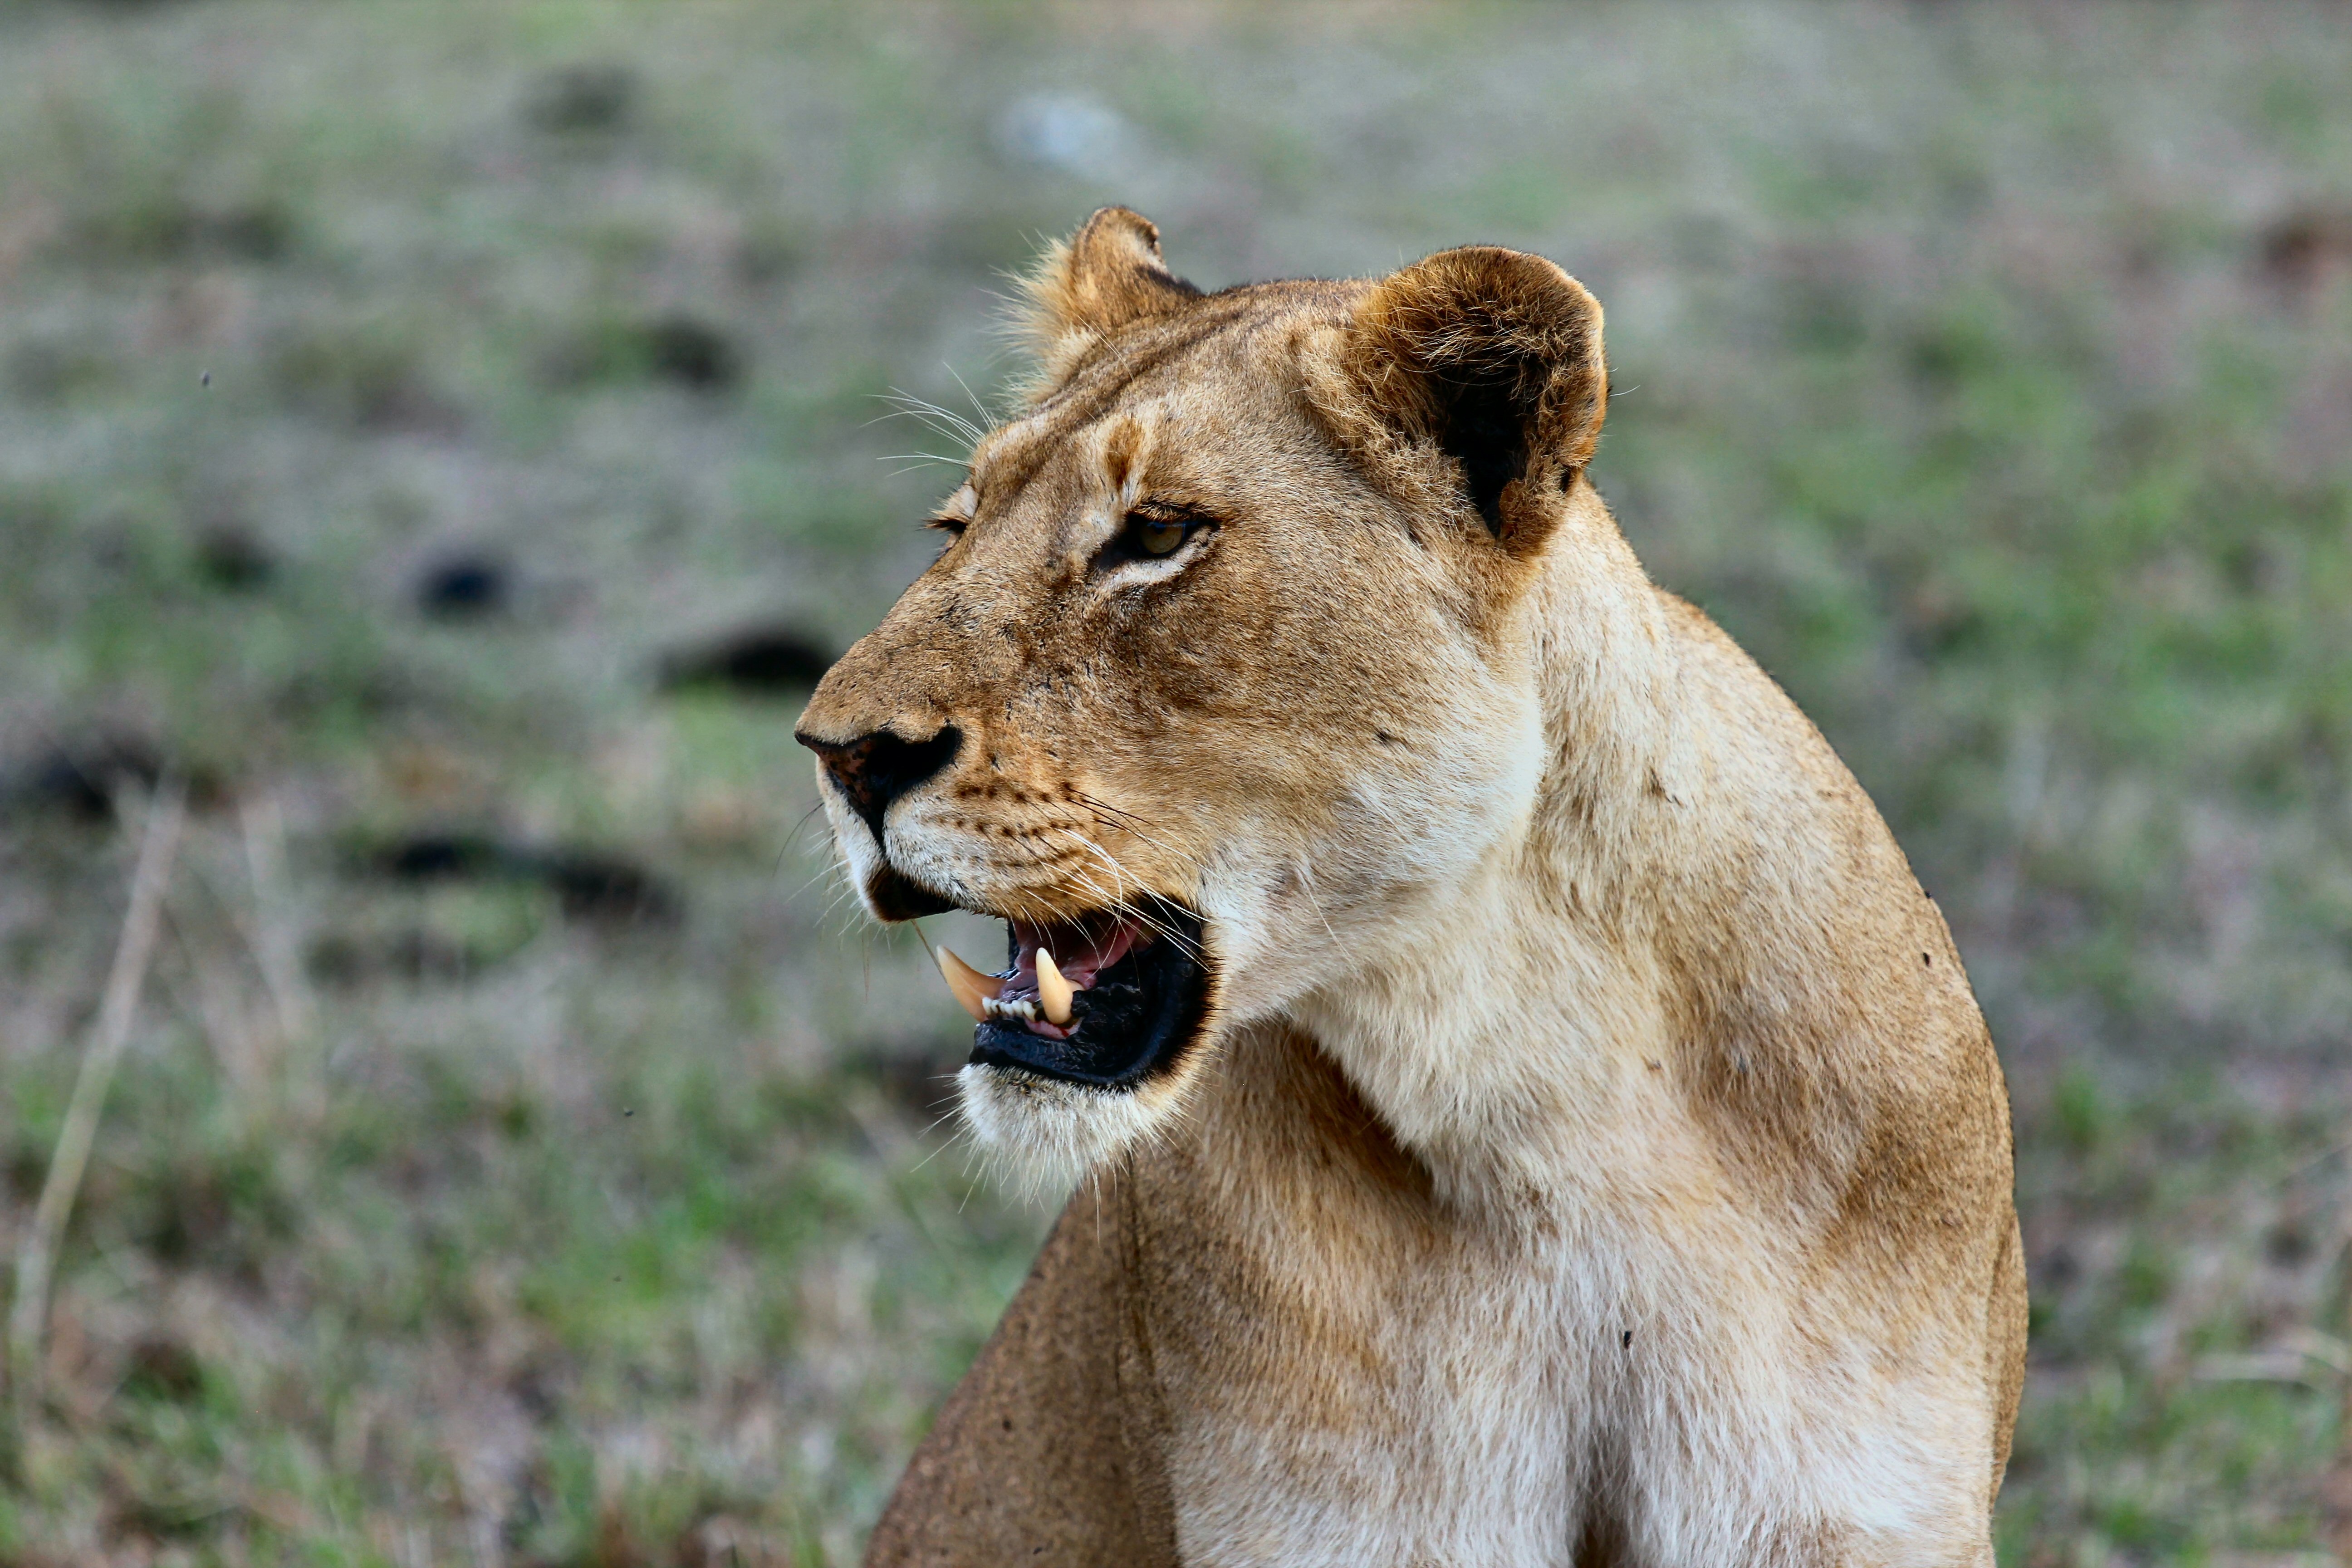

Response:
(0, 1), (2348, 1563)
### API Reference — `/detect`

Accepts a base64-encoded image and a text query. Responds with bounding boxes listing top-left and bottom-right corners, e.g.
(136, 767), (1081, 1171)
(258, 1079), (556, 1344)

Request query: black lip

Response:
(863, 863), (955, 921)
(966, 901), (1211, 1091)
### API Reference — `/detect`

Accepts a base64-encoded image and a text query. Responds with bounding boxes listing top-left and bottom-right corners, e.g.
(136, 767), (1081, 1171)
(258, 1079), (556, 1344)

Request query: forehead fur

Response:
(980, 290), (1353, 494)
(1009, 213), (1602, 565)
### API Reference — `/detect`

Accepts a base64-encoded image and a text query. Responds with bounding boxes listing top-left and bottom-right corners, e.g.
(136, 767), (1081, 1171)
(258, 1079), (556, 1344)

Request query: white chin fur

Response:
(956, 1063), (1179, 1200)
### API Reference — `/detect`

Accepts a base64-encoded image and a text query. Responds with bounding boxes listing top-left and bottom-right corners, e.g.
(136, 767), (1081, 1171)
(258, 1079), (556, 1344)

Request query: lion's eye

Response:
(1114, 503), (1214, 566)
(1134, 518), (1186, 555)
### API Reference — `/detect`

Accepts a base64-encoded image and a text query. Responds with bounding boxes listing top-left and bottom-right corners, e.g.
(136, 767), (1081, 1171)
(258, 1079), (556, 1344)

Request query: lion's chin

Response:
(923, 893), (1219, 1195)
(954, 1063), (1192, 1200)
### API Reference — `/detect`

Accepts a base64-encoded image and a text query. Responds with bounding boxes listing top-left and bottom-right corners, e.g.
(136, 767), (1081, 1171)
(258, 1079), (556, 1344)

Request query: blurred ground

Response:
(0, 2), (2349, 1563)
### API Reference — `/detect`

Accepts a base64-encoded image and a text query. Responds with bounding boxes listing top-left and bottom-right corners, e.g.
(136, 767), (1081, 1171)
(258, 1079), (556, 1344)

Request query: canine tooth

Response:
(937, 947), (995, 1023)
(1035, 947), (1075, 1026)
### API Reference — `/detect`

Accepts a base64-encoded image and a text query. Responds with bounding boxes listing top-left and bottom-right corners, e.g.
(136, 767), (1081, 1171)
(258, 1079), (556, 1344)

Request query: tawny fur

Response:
(797, 208), (2027, 1567)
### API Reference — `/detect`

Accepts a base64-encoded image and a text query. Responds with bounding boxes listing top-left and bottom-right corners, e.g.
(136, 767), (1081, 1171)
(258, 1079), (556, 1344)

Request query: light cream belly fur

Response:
(1129, 1027), (1999, 1568)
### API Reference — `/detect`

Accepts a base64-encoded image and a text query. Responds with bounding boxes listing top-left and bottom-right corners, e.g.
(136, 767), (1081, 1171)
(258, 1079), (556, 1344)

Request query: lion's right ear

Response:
(1332, 246), (1607, 559)
(1017, 207), (1201, 386)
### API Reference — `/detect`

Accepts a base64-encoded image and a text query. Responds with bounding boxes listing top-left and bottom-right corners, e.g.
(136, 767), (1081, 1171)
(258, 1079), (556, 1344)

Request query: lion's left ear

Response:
(1340, 246), (1607, 557)
(1019, 207), (1202, 385)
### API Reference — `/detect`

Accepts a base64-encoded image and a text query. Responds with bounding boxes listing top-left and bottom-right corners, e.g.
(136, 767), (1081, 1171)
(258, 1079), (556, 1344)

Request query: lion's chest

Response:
(1123, 1108), (1993, 1568)
(1130, 1163), (1628, 1567)
(1173, 1276), (1605, 1564)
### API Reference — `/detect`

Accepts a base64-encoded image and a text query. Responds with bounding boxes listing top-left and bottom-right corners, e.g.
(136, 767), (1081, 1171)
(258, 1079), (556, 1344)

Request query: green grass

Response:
(0, 2), (2349, 1562)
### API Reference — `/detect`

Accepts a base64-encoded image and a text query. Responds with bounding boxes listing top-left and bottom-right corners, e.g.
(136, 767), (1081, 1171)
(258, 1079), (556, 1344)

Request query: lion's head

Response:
(795, 207), (1609, 1185)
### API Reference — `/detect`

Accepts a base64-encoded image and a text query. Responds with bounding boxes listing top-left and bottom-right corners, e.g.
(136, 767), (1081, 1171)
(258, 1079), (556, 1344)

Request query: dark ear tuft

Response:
(1343, 247), (1606, 554)
(1016, 208), (1201, 386)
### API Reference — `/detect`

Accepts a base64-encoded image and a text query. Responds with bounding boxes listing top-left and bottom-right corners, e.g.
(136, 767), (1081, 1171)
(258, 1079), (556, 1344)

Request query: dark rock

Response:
(2264, 1217), (2314, 1267)
(2, 735), (165, 823)
(7, 1145), (47, 1202)
(415, 552), (511, 619)
(659, 625), (833, 696)
(123, 1335), (206, 1402)
(643, 314), (744, 392)
(526, 63), (636, 134)
(195, 524), (274, 591)
(120, 1334), (207, 1407)
(354, 830), (680, 926)
(373, 832), (510, 882)
(2259, 208), (2352, 292)
(533, 849), (679, 924)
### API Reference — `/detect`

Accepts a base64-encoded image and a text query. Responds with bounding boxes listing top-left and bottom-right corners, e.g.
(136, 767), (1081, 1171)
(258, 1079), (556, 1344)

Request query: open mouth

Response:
(933, 898), (1210, 1090)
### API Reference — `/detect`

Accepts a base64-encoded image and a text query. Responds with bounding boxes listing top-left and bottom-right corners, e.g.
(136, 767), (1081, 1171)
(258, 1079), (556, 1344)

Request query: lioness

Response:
(796, 208), (2026, 1566)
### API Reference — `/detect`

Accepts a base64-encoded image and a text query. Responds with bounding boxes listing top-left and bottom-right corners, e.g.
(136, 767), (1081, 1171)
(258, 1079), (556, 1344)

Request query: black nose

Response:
(797, 725), (963, 845)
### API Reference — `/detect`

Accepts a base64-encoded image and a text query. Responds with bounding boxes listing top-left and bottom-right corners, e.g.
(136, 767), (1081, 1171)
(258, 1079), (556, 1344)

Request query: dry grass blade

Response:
(240, 791), (317, 1117)
(2323, 1161), (2352, 1560)
(6, 775), (187, 1410)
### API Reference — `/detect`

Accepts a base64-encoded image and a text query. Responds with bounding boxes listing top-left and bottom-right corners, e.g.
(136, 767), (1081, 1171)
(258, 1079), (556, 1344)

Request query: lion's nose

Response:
(796, 724), (964, 845)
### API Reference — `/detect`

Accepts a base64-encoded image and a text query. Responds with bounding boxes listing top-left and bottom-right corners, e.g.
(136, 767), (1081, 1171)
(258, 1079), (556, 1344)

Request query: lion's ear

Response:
(1018, 207), (1201, 379)
(1342, 246), (1607, 556)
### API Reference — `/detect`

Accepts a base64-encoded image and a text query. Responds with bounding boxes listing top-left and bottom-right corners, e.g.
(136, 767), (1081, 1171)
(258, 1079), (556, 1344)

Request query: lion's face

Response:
(796, 210), (1607, 1181)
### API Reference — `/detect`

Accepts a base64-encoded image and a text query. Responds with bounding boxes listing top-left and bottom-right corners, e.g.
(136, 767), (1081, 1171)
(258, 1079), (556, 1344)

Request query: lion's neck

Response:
(1291, 499), (1798, 1207)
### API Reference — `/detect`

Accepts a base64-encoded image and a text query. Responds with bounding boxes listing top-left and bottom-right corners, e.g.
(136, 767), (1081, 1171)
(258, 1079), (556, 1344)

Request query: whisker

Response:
(906, 1101), (973, 1176)
(1004, 837), (1129, 924)
(864, 416), (976, 465)
(790, 859), (839, 901)
(1073, 794), (1205, 874)
(1001, 833), (1192, 959)
(943, 362), (1000, 430)
(1048, 828), (1205, 961)
(871, 393), (980, 452)
(786, 799), (831, 850)
(1072, 792), (1203, 858)
(1291, 858), (1343, 952)
(876, 388), (985, 447)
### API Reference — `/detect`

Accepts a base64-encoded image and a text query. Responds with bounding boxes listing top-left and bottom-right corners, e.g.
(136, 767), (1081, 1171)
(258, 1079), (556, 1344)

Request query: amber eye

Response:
(1116, 503), (1213, 564)
(1134, 518), (1186, 555)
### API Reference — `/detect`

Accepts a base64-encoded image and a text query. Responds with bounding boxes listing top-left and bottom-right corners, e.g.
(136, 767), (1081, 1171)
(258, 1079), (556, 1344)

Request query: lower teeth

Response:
(984, 996), (1039, 1023)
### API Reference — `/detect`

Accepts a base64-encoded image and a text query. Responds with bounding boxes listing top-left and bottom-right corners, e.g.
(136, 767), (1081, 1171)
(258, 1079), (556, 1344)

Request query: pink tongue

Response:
(1009, 916), (1145, 990)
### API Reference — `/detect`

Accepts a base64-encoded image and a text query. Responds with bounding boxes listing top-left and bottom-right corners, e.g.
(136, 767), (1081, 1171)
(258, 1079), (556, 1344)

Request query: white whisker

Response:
(943, 362), (1001, 429)
(877, 388), (985, 448)
(1049, 828), (1204, 962)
